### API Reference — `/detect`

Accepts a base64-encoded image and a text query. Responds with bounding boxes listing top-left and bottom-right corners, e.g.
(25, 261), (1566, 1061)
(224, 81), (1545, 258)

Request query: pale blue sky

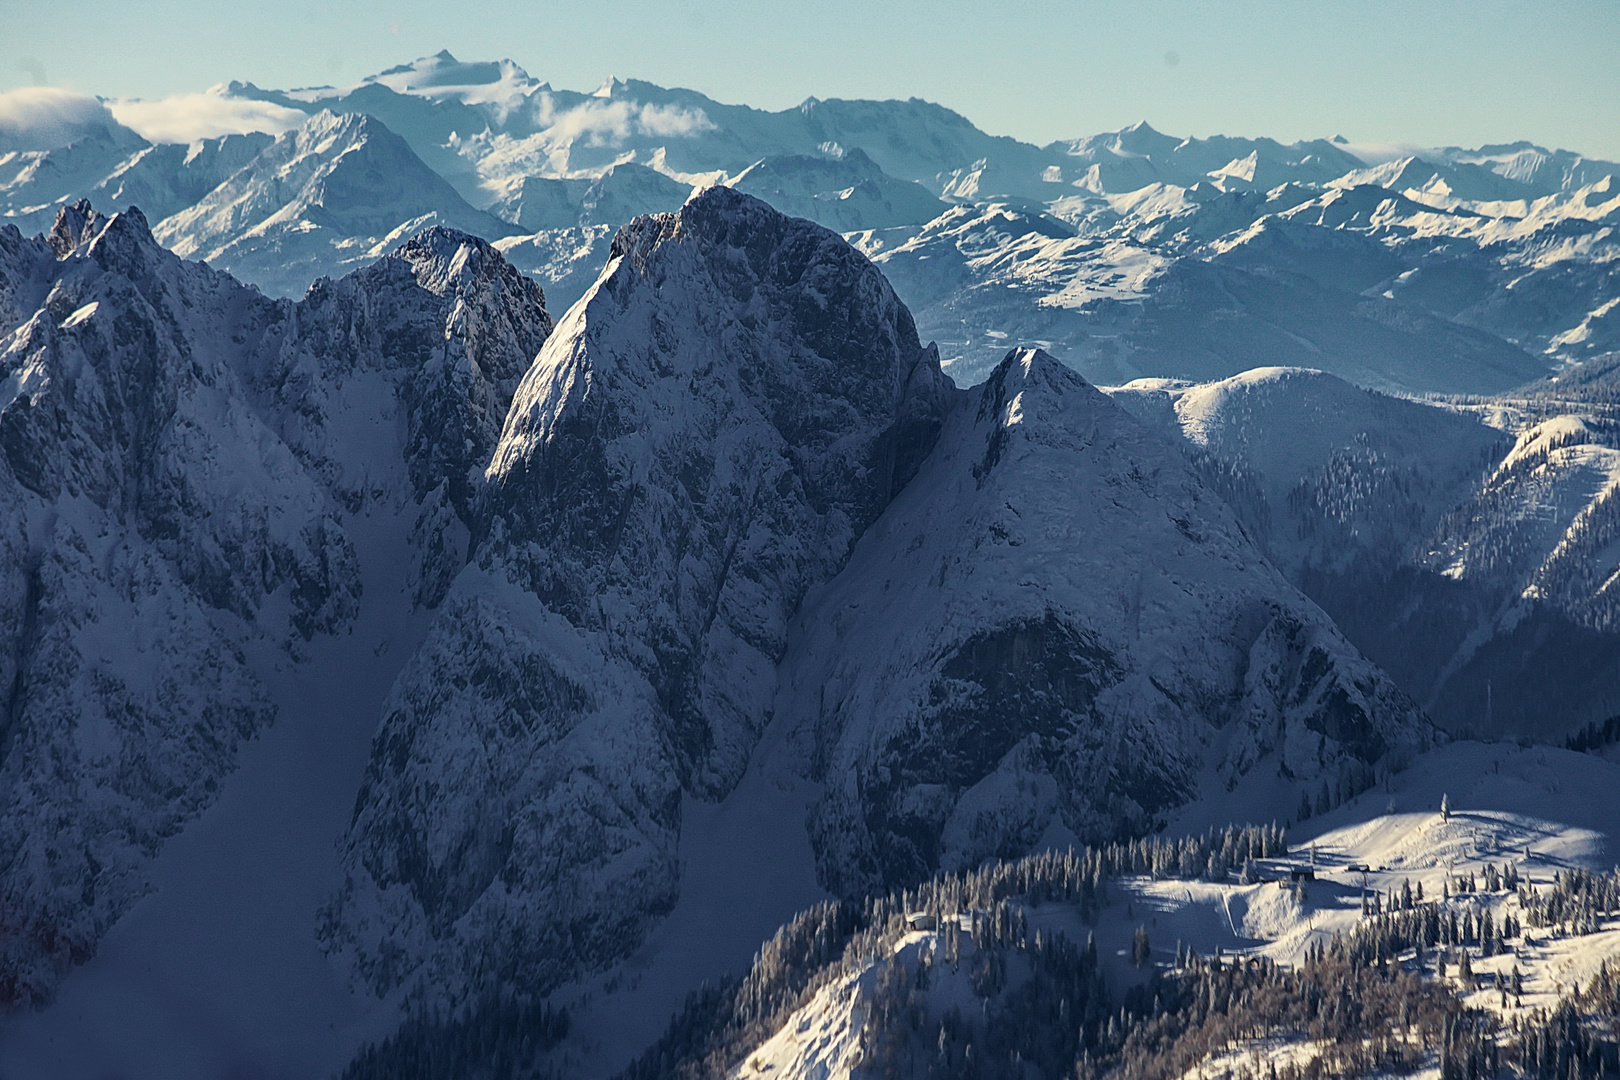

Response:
(5, 0), (1618, 157)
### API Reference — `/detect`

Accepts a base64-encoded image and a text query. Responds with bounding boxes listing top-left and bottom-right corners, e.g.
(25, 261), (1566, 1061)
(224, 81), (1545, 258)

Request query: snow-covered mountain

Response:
(320, 184), (954, 1001)
(487, 162), (696, 233)
(3, 56), (1615, 396)
(0, 203), (350, 1006)
(1, 52), (1617, 1079)
(0, 116), (151, 234)
(89, 131), (274, 225)
(223, 51), (1054, 202)
(1105, 365), (1620, 740)
(862, 177), (1606, 391)
(225, 53), (1616, 209)
(728, 148), (947, 233)
(1046, 122), (1368, 196)
(319, 191), (1428, 1035)
(491, 223), (621, 319)
(151, 110), (517, 298)
(0, 200), (551, 1007)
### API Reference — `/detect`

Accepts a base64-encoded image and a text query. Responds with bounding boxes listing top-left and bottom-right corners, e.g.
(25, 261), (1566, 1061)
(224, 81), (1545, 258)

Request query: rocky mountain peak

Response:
(976, 344), (1093, 410)
(388, 225), (547, 307)
(790, 344), (1429, 895)
(45, 198), (108, 258)
(495, 185), (948, 547)
(80, 206), (158, 271)
(326, 186), (951, 1000)
(482, 185), (951, 742)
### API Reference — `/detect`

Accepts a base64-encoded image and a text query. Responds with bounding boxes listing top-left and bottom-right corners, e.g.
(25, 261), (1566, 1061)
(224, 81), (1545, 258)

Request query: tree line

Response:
(340, 990), (569, 1080)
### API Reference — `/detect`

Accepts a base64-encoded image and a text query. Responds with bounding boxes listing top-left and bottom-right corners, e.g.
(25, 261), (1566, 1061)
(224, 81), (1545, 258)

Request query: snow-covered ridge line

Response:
(6, 54), (1615, 389)
(0, 198), (552, 1011)
(1103, 364), (1620, 741)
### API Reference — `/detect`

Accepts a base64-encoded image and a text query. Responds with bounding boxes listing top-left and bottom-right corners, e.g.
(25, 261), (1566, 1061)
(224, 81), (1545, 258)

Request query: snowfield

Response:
(719, 741), (1620, 1080)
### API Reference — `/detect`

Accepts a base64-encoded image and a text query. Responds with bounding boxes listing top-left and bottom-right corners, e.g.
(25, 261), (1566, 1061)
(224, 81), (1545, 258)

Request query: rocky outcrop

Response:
(323, 186), (950, 999)
(783, 349), (1429, 895)
(0, 203), (551, 1005)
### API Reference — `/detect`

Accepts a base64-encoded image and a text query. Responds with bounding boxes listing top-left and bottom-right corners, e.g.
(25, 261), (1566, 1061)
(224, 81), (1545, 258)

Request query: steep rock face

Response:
(0, 206), (348, 1005)
(324, 186), (950, 999)
(0, 205), (552, 1005)
(255, 226), (553, 605)
(480, 188), (949, 780)
(0, 206), (357, 630)
(783, 349), (1429, 896)
(0, 221), (60, 331)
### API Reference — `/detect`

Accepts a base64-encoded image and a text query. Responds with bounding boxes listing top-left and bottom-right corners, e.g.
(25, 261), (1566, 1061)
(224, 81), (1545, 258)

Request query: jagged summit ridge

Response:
(785, 347), (1429, 893)
(326, 184), (952, 1000)
(0, 201), (552, 1005)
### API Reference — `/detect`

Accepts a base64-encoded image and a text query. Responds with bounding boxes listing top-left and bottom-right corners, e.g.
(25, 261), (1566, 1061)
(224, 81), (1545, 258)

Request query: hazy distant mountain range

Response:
(4, 49), (1616, 394)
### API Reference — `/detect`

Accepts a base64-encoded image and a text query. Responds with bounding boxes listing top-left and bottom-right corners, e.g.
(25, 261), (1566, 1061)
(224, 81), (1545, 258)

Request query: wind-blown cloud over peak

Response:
(108, 87), (307, 144)
(1335, 140), (1428, 166)
(532, 93), (716, 147)
(0, 86), (121, 150)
